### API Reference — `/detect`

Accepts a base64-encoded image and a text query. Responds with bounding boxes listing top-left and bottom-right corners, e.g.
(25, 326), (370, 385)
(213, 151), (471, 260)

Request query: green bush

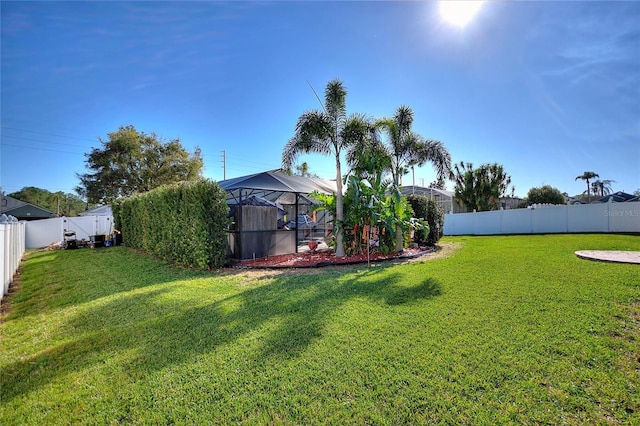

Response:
(524, 185), (567, 206)
(112, 179), (229, 269)
(406, 195), (444, 246)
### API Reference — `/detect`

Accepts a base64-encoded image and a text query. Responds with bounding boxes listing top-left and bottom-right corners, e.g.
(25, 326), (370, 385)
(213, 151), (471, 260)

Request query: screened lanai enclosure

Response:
(217, 170), (337, 260)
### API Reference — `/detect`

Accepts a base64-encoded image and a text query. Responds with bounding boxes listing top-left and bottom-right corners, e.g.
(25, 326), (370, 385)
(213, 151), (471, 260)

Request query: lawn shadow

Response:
(5, 247), (209, 319)
(1, 263), (442, 402)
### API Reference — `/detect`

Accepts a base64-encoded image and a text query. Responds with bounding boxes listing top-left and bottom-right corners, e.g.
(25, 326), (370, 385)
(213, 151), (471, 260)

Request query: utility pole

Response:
(221, 150), (226, 180)
(412, 166), (415, 194)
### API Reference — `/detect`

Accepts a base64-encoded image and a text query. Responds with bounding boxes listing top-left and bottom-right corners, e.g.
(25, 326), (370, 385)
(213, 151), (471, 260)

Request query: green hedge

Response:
(406, 195), (444, 246)
(113, 179), (229, 269)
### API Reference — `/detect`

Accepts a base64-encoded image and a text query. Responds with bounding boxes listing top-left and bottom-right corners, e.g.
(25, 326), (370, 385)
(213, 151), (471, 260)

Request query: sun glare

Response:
(439, 1), (484, 27)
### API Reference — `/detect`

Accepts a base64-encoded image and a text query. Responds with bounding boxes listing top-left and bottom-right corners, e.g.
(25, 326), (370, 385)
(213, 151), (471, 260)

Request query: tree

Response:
(76, 125), (203, 204)
(282, 79), (371, 257)
(590, 179), (615, 198)
(375, 106), (451, 188)
(575, 171), (599, 204)
(293, 162), (318, 178)
(525, 185), (566, 205)
(349, 105), (451, 251)
(428, 178), (447, 190)
(8, 186), (88, 216)
(407, 194), (444, 245)
(453, 162), (513, 212)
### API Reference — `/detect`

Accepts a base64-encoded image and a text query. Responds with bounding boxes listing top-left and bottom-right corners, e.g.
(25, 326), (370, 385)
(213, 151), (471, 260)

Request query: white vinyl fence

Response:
(25, 216), (114, 249)
(444, 201), (640, 235)
(1, 215), (26, 302)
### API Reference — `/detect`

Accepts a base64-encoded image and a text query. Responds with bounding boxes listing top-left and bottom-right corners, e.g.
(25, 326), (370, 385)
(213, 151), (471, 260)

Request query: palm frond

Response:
(394, 105), (414, 131)
(324, 79), (347, 120)
(418, 139), (453, 181)
(295, 110), (334, 151)
(340, 113), (373, 149)
(282, 110), (334, 169)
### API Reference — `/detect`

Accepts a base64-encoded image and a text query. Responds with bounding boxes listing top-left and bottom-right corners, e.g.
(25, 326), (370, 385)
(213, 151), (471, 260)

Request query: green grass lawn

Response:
(1, 234), (639, 424)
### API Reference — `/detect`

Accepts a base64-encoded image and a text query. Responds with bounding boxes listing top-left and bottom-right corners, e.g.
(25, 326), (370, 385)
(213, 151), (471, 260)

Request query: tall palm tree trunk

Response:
(395, 224), (404, 253)
(334, 153), (345, 257)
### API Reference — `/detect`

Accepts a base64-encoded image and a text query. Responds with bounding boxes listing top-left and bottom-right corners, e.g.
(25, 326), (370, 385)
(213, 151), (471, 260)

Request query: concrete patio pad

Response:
(575, 250), (640, 264)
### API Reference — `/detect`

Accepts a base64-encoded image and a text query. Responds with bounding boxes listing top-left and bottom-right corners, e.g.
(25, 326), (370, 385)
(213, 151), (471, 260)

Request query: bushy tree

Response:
(8, 186), (88, 216)
(453, 162), (513, 212)
(428, 178), (447, 190)
(407, 194), (444, 245)
(524, 185), (566, 205)
(76, 125), (203, 204)
(293, 162), (319, 178)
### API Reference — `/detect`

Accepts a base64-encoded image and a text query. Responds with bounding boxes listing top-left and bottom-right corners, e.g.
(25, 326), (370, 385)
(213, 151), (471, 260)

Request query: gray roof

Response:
(218, 170), (337, 205)
(400, 186), (454, 199)
(0, 195), (56, 220)
(593, 191), (636, 203)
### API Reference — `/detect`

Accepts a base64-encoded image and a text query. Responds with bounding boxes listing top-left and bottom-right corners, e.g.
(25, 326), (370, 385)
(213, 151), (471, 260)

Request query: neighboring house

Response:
(400, 186), (523, 213)
(400, 186), (463, 213)
(0, 195), (57, 221)
(592, 191), (637, 203)
(78, 205), (113, 216)
(565, 194), (584, 205)
(500, 196), (525, 210)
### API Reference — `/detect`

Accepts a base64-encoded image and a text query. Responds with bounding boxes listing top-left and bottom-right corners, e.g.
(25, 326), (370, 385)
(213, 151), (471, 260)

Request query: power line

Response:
(1, 135), (92, 149)
(225, 154), (281, 169)
(0, 126), (97, 142)
(0, 143), (85, 155)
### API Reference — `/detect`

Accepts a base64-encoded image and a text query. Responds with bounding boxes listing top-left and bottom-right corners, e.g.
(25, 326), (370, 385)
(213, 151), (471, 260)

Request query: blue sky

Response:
(1, 1), (639, 199)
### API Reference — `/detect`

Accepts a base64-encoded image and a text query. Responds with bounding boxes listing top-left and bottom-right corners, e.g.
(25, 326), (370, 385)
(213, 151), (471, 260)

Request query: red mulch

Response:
(232, 247), (434, 269)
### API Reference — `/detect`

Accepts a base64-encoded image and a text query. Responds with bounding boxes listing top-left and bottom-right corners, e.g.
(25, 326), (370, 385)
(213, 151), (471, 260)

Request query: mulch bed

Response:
(230, 247), (435, 269)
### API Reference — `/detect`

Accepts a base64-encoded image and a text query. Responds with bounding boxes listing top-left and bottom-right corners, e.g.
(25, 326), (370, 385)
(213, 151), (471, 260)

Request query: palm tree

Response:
(282, 79), (371, 257)
(453, 161), (512, 212)
(350, 105), (452, 251)
(345, 123), (390, 189)
(294, 162), (312, 177)
(575, 171), (599, 203)
(378, 106), (452, 187)
(591, 179), (615, 198)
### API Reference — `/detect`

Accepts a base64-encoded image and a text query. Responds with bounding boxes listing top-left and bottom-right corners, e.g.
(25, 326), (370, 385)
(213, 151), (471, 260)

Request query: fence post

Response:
(11, 217), (18, 281)
(8, 219), (15, 288)
(19, 221), (26, 259)
(1, 215), (10, 298)
(0, 223), (6, 298)
(0, 215), (27, 302)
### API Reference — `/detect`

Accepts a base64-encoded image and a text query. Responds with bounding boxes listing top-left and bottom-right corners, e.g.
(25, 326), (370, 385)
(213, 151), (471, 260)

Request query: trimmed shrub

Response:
(113, 179), (229, 269)
(406, 194), (444, 246)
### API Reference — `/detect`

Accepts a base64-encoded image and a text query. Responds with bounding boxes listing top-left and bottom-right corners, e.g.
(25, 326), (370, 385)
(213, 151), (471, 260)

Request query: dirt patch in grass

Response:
(0, 264), (24, 320)
(227, 242), (461, 278)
